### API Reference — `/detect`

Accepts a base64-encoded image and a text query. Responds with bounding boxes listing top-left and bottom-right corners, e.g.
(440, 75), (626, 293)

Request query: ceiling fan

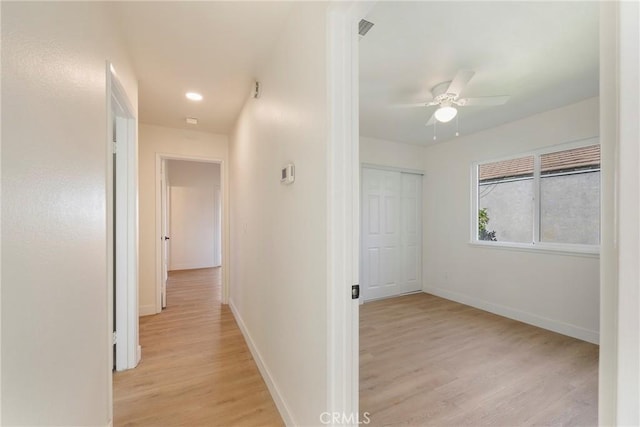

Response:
(407, 70), (510, 126)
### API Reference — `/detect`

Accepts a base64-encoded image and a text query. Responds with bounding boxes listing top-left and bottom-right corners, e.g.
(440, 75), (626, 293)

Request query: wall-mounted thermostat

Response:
(281, 164), (295, 184)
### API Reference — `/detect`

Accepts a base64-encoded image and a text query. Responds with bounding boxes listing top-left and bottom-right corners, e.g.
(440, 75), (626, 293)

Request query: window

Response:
(478, 155), (534, 243)
(473, 140), (600, 253)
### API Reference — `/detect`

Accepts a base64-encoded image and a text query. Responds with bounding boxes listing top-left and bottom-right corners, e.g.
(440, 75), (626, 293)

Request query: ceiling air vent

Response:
(358, 19), (374, 37)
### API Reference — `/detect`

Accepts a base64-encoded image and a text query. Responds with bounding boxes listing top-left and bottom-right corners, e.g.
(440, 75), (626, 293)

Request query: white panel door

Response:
(362, 168), (402, 300)
(213, 185), (222, 267)
(362, 168), (423, 301)
(400, 173), (422, 294)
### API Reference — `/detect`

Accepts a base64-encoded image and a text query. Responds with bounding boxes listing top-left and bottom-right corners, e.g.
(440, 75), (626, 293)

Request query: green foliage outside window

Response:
(478, 208), (497, 241)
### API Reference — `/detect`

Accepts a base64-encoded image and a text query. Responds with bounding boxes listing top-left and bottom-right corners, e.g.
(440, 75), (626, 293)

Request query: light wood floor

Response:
(360, 293), (598, 427)
(113, 268), (283, 427)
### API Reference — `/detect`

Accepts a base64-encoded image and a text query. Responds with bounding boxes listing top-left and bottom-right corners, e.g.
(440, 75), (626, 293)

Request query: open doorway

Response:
(156, 155), (224, 310)
(357, 2), (600, 425)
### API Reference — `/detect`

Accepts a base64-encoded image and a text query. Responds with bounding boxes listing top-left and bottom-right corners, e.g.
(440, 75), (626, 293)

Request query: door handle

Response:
(164, 236), (170, 241)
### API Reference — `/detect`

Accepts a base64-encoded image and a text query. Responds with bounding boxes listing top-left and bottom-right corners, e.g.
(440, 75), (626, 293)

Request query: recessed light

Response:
(186, 117), (198, 125)
(185, 92), (203, 101)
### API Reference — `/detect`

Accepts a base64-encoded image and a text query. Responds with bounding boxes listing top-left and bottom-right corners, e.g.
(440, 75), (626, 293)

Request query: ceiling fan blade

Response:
(461, 95), (510, 106)
(393, 102), (431, 108)
(446, 69), (475, 95)
(392, 100), (439, 109)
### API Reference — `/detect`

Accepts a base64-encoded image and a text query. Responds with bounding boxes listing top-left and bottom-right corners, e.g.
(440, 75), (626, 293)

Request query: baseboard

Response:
(168, 263), (215, 271)
(364, 289), (422, 303)
(229, 299), (296, 426)
(139, 304), (157, 317)
(423, 286), (599, 344)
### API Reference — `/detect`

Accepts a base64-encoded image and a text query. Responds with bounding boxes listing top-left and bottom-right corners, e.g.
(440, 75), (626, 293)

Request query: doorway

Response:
(355, 1), (609, 425)
(155, 155), (225, 311)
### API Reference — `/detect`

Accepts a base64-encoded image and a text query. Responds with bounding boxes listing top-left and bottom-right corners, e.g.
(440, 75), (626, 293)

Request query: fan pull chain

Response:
(433, 120), (437, 141)
(455, 115), (460, 137)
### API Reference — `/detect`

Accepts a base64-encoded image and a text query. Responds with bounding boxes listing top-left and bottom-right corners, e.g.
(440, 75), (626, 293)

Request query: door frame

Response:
(604, 1), (640, 424)
(326, 1), (374, 422)
(160, 158), (169, 309)
(106, 63), (139, 373)
(154, 154), (227, 312)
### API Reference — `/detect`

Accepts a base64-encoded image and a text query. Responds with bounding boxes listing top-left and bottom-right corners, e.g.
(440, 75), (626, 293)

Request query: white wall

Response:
(167, 160), (221, 271)
(1, 2), (138, 425)
(229, 3), (329, 425)
(138, 124), (228, 315)
(423, 97), (600, 343)
(360, 136), (426, 171)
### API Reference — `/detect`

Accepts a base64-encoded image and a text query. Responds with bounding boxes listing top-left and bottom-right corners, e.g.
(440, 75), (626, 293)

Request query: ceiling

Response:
(114, 2), (598, 143)
(359, 1), (599, 145)
(114, 2), (293, 134)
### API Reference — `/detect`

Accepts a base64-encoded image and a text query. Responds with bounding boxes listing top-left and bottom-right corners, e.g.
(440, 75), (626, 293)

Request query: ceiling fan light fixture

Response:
(185, 92), (203, 101)
(434, 105), (458, 123)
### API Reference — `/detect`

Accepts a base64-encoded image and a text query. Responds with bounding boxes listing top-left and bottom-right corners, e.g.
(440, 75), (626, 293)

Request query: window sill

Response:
(468, 240), (600, 258)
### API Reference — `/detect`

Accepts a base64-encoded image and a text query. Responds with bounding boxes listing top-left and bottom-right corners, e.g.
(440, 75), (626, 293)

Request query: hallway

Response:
(113, 268), (282, 426)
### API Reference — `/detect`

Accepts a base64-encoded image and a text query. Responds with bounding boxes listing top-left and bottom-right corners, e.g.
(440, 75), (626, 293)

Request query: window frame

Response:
(470, 137), (600, 256)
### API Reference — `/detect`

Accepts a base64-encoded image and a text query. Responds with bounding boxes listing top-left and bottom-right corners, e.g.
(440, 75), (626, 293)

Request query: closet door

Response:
(400, 172), (423, 294)
(362, 168), (423, 301)
(362, 168), (402, 300)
